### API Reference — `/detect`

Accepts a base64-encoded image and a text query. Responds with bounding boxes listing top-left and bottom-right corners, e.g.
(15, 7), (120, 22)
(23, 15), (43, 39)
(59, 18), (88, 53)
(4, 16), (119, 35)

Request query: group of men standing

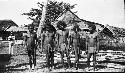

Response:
(24, 20), (100, 70)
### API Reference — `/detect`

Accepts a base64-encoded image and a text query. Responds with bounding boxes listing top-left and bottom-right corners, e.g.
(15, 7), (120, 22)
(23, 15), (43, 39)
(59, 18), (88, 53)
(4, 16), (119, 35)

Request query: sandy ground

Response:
(0, 44), (125, 73)
(0, 52), (125, 73)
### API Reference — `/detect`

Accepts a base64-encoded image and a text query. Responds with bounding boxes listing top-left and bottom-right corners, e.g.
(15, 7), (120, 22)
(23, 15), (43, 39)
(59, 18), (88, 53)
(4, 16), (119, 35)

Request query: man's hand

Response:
(96, 49), (99, 53)
(85, 50), (88, 54)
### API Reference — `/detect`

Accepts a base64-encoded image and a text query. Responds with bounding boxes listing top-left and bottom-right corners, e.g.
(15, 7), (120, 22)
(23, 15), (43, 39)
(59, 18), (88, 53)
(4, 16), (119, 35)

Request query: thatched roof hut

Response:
(0, 20), (18, 40)
(52, 10), (88, 30)
(0, 19), (18, 31)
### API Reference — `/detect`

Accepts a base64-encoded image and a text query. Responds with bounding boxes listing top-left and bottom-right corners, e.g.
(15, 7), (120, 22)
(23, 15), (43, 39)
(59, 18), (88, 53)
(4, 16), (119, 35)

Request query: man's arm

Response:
(35, 34), (38, 44)
(66, 30), (69, 39)
(41, 33), (45, 49)
(85, 36), (88, 54)
(56, 33), (59, 47)
(96, 36), (100, 53)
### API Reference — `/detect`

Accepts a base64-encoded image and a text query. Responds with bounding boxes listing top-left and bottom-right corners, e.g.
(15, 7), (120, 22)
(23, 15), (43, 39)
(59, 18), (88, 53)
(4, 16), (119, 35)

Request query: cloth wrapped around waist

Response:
(56, 42), (67, 51)
(43, 40), (54, 49)
(88, 47), (97, 53)
(26, 43), (36, 51)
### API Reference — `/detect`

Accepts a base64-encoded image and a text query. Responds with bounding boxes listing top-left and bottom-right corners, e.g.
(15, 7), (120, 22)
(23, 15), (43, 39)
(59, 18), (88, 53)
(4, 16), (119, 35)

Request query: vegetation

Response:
(22, 1), (76, 28)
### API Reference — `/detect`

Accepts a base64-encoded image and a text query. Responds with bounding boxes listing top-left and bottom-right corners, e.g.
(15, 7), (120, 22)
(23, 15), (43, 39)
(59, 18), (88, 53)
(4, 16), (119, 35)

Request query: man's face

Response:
(86, 31), (90, 36)
(89, 27), (93, 31)
(29, 27), (34, 33)
(45, 30), (49, 33)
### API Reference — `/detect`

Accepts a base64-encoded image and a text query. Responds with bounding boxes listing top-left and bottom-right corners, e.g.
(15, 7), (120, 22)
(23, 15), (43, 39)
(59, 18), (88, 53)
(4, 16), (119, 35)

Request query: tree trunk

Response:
(36, 0), (49, 38)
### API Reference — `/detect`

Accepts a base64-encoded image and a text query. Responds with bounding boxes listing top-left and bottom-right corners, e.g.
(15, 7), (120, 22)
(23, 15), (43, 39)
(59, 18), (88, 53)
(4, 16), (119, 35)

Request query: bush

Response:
(99, 43), (125, 51)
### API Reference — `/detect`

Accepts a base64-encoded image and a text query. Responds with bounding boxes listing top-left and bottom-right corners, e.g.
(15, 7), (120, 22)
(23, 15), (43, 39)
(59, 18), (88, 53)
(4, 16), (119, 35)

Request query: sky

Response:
(0, 0), (124, 28)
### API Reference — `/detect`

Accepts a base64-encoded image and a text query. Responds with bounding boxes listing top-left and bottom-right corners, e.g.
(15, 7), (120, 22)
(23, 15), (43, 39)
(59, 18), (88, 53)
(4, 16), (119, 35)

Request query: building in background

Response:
(0, 19), (18, 40)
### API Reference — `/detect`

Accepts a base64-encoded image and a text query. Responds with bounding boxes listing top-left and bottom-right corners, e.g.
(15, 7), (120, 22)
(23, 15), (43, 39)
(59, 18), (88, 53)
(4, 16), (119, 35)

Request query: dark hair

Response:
(44, 24), (56, 32)
(88, 24), (96, 34)
(9, 38), (13, 41)
(28, 24), (34, 30)
(72, 24), (81, 32)
(56, 21), (67, 30)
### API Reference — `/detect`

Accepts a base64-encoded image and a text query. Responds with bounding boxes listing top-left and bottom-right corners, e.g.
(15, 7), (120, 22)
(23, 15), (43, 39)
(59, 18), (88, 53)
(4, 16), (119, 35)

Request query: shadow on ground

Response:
(0, 62), (29, 73)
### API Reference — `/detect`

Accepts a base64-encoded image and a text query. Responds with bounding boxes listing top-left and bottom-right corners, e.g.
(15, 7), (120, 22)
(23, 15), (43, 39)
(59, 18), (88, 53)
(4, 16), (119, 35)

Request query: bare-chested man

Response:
(69, 24), (81, 69)
(24, 25), (38, 70)
(56, 21), (71, 68)
(86, 24), (99, 69)
(41, 23), (56, 69)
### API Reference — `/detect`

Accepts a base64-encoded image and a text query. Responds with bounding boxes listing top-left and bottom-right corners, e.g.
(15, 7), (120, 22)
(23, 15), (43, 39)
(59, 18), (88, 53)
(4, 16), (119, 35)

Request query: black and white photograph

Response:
(0, 0), (125, 73)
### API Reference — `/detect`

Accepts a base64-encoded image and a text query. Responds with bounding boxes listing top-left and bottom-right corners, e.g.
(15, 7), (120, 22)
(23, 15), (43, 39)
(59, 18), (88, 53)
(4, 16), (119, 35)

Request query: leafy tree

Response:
(22, 0), (76, 27)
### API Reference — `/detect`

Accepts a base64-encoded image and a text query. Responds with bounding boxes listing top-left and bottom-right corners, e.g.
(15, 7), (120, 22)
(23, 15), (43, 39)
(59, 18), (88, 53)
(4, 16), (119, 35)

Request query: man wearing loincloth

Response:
(24, 25), (38, 70)
(70, 24), (81, 69)
(41, 23), (56, 69)
(86, 24), (99, 68)
(56, 21), (71, 68)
